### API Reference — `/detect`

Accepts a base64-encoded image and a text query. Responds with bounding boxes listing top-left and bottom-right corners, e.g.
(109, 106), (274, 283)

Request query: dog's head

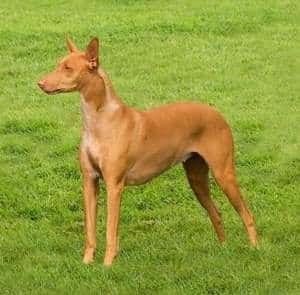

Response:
(38, 37), (99, 94)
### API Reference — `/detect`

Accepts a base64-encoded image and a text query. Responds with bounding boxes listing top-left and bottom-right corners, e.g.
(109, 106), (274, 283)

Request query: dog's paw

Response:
(83, 256), (94, 264)
(103, 248), (118, 267)
(83, 248), (95, 264)
(103, 257), (114, 267)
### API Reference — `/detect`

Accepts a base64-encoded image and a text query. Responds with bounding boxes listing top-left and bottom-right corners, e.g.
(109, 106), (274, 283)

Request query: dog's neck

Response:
(79, 68), (125, 132)
(79, 68), (123, 110)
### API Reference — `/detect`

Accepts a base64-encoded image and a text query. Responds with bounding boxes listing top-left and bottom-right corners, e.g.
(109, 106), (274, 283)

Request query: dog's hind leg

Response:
(212, 159), (258, 246)
(197, 128), (258, 247)
(183, 154), (225, 243)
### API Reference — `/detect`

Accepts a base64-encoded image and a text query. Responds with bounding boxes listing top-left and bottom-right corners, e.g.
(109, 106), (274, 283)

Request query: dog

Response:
(38, 37), (258, 266)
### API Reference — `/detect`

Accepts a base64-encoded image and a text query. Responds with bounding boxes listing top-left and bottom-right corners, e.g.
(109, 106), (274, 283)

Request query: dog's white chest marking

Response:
(80, 96), (93, 130)
(80, 96), (102, 165)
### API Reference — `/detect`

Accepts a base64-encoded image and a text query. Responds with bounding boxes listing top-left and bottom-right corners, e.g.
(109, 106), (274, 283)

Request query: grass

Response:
(0, 0), (299, 294)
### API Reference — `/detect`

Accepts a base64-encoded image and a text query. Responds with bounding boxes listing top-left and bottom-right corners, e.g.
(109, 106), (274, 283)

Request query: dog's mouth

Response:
(44, 89), (63, 95)
(39, 86), (64, 95)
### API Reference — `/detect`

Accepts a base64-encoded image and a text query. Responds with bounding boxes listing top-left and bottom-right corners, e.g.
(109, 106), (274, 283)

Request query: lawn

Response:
(0, 0), (299, 294)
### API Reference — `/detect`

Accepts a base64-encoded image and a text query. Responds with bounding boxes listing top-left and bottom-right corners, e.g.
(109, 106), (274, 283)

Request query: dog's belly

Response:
(125, 151), (192, 185)
(125, 165), (167, 185)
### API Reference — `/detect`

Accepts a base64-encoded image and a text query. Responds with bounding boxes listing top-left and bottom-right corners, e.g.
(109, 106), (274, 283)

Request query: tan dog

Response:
(38, 37), (258, 266)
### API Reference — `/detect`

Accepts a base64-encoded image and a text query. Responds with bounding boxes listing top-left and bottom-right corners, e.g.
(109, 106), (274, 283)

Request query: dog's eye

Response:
(64, 64), (72, 71)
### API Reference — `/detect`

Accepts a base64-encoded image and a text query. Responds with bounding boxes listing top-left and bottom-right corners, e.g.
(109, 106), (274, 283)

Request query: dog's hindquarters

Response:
(190, 122), (258, 246)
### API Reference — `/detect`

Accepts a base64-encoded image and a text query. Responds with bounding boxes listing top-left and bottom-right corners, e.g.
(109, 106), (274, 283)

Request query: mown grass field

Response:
(0, 0), (299, 294)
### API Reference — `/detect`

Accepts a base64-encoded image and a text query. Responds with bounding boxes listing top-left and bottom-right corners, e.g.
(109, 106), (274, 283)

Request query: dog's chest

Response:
(80, 98), (104, 168)
(81, 132), (100, 160)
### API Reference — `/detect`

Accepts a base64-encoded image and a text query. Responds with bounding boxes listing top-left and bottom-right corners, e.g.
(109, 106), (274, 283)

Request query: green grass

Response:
(0, 0), (299, 294)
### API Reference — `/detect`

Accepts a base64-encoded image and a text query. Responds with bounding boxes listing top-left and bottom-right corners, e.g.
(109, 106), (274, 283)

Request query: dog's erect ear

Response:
(66, 36), (79, 53)
(86, 37), (99, 70)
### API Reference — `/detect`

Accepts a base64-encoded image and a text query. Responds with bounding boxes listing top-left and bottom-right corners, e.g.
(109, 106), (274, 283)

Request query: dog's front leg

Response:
(82, 175), (99, 264)
(103, 180), (124, 266)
